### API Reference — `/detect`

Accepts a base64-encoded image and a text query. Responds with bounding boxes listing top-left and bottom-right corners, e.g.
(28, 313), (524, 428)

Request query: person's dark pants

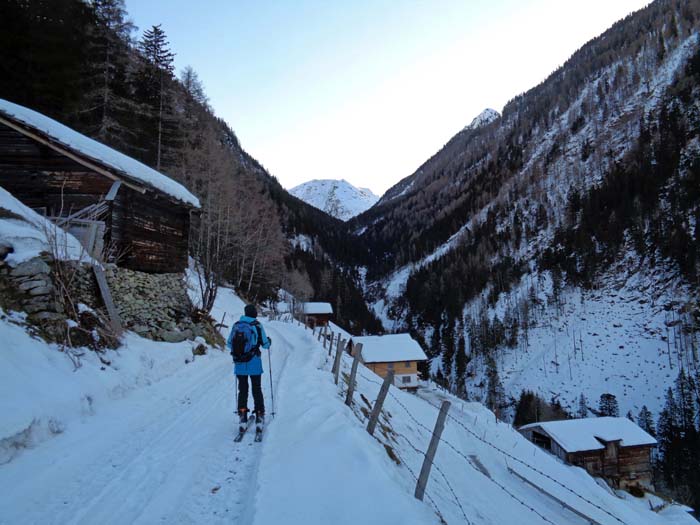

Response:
(237, 374), (264, 415)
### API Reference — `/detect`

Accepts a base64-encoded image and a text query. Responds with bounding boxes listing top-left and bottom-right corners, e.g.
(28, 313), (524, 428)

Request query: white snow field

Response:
(0, 289), (696, 524)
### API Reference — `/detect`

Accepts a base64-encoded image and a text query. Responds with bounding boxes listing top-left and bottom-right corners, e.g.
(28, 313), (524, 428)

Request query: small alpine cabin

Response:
(355, 334), (427, 391)
(519, 417), (657, 490)
(303, 302), (333, 328)
(0, 98), (200, 274)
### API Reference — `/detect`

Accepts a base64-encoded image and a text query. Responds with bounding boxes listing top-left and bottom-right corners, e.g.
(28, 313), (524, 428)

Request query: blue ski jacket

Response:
(228, 315), (271, 376)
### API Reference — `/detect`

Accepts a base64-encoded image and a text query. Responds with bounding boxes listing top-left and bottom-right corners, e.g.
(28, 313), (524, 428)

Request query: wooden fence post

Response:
(345, 343), (363, 406)
(367, 371), (394, 436)
(328, 332), (336, 357)
(415, 400), (450, 501)
(323, 329), (329, 350)
(333, 338), (345, 385)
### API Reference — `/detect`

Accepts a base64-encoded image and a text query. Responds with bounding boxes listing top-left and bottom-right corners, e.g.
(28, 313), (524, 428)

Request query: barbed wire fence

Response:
(277, 313), (628, 525)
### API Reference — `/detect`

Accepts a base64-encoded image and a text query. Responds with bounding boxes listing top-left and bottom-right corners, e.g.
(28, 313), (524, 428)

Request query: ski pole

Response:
(267, 344), (275, 417)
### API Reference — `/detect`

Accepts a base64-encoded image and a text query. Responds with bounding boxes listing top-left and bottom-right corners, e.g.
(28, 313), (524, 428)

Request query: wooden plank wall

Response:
(114, 186), (190, 273)
(367, 361), (418, 376)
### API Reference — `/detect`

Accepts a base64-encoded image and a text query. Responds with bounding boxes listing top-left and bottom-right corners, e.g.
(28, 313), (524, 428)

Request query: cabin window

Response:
(404, 361), (411, 368)
(402, 376), (412, 384)
(387, 362), (394, 370)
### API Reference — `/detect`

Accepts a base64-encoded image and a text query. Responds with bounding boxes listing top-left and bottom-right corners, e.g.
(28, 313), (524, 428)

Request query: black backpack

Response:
(230, 320), (263, 363)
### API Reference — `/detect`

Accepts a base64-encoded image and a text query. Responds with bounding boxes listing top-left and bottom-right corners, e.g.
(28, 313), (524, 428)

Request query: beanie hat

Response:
(244, 304), (258, 318)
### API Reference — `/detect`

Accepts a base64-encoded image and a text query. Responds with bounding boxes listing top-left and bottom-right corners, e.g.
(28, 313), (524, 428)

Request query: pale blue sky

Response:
(126, 1), (650, 195)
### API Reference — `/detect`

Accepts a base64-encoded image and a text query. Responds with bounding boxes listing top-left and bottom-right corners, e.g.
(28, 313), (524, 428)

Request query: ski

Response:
(233, 417), (253, 442)
(254, 417), (264, 442)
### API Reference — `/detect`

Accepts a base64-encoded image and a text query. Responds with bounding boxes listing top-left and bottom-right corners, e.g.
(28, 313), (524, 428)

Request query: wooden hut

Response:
(303, 302), (333, 328)
(0, 98), (200, 274)
(355, 334), (427, 391)
(519, 417), (656, 490)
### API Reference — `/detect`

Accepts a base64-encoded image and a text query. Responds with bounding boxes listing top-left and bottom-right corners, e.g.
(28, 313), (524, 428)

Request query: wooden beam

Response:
(0, 114), (146, 194)
(93, 266), (123, 336)
(105, 180), (122, 201)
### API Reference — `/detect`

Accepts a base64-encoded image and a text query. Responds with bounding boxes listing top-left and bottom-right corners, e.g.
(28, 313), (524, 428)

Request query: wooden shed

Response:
(0, 98), (200, 274)
(519, 417), (656, 490)
(303, 302), (333, 328)
(355, 334), (427, 391)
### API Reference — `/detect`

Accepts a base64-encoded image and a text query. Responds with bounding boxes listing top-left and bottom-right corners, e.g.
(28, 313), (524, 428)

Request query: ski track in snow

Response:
(0, 322), (291, 525)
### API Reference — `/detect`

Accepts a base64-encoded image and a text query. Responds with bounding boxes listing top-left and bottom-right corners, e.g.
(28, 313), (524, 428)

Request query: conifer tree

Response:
(138, 24), (175, 170)
(657, 387), (681, 489)
(637, 405), (655, 436)
(577, 393), (588, 418)
(82, 0), (136, 149)
(454, 332), (469, 398)
(598, 393), (619, 417)
(486, 360), (506, 418)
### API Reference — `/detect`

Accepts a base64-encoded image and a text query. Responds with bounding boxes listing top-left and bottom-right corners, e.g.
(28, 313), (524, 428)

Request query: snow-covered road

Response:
(0, 322), (292, 525)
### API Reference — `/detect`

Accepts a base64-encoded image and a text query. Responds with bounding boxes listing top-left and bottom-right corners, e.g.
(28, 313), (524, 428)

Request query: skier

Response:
(228, 304), (272, 436)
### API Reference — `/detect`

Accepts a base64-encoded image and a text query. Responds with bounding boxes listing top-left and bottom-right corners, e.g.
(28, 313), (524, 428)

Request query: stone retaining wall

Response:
(0, 251), (219, 346)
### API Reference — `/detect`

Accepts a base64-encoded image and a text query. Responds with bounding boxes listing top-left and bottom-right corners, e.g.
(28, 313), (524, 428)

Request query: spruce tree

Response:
(598, 393), (620, 417)
(486, 360), (506, 418)
(137, 24), (176, 169)
(657, 387), (681, 489)
(514, 390), (537, 426)
(82, 0), (136, 149)
(577, 393), (588, 418)
(637, 405), (655, 436)
(454, 333), (469, 399)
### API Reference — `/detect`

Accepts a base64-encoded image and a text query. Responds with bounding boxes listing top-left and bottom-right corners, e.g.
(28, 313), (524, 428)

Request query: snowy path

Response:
(0, 323), (290, 525)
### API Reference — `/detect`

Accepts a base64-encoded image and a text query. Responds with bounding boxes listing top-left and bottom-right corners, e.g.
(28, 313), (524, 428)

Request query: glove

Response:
(267, 336), (272, 346)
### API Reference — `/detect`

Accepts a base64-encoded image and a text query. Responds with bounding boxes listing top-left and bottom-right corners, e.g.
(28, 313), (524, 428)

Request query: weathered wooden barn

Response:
(519, 417), (657, 490)
(0, 98), (200, 274)
(355, 334), (427, 391)
(303, 302), (333, 328)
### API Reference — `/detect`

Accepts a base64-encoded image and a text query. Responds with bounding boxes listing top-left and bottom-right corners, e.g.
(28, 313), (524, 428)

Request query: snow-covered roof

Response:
(520, 417), (657, 453)
(303, 302), (333, 315)
(0, 186), (89, 266)
(354, 334), (427, 364)
(0, 98), (200, 208)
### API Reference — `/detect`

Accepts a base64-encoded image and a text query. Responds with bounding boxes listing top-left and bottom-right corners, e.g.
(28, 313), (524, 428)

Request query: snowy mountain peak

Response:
(466, 108), (500, 130)
(290, 179), (379, 221)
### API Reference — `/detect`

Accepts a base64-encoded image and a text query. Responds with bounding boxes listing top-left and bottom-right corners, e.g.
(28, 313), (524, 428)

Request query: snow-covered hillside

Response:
(290, 179), (379, 221)
(365, 26), (700, 429)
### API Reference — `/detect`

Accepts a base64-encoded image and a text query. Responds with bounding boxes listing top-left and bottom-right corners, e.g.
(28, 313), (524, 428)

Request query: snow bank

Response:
(0, 98), (199, 208)
(252, 324), (436, 525)
(0, 311), (200, 464)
